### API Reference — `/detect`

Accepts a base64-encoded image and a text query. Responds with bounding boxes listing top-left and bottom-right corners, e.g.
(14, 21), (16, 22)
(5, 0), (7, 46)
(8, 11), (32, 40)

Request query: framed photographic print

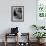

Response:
(11, 6), (24, 22)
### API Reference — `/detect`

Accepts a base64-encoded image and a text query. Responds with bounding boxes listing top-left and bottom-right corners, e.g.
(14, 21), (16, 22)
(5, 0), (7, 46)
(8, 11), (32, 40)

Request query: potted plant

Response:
(33, 32), (46, 43)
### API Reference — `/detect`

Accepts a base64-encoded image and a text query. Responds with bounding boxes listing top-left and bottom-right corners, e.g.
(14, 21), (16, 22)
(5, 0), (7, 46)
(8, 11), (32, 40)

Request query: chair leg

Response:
(4, 33), (7, 46)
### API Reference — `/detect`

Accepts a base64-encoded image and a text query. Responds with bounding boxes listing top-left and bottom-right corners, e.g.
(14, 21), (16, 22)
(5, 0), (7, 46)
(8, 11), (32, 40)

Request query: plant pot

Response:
(37, 39), (45, 44)
(37, 39), (40, 43)
(40, 38), (45, 43)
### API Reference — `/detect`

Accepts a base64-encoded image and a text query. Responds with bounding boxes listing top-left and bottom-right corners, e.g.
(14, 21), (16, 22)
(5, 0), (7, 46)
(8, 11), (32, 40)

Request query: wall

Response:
(0, 0), (36, 42)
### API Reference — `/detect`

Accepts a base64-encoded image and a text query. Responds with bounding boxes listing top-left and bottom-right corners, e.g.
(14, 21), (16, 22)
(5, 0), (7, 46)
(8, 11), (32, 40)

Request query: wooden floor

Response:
(0, 42), (46, 46)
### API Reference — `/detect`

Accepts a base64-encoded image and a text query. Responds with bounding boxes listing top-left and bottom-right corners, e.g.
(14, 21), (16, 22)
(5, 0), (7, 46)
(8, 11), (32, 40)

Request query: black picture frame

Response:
(11, 6), (24, 22)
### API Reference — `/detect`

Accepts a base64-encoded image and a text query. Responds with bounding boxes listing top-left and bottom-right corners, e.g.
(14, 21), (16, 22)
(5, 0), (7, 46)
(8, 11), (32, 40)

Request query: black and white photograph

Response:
(11, 6), (24, 22)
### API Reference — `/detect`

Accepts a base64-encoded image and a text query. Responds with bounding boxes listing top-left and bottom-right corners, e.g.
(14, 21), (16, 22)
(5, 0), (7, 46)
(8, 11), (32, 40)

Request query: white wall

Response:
(0, 0), (37, 42)
(0, 0), (36, 33)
